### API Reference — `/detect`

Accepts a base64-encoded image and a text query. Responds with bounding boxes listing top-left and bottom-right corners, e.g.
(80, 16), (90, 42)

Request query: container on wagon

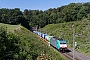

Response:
(34, 31), (38, 35)
(46, 35), (53, 42)
(42, 34), (47, 39)
(40, 33), (43, 37)
(38, 32), (41, 36)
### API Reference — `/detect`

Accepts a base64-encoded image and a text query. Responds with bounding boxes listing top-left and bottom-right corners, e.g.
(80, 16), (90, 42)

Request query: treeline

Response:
(0, 2), (90, 28)
(24, 2), (90, 28)
(0, 8), (30, 30)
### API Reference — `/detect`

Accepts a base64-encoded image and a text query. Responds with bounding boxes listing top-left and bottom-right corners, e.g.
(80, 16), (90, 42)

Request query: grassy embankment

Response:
(0, 23), (66, 60)
(41, 19), (90, 56)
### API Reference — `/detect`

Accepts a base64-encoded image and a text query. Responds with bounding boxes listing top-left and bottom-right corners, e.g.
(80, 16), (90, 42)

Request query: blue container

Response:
(42, 34), (47, 39)
(34, 31), (38, 35)
(44, 34), (47, 39)
(45, 35), (48, 40)
(40, 33), (43, 37)
(41, 33), (43, 37)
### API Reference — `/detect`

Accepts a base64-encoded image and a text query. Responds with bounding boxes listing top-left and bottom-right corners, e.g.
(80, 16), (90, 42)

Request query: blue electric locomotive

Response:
(50, 37), (67, 52)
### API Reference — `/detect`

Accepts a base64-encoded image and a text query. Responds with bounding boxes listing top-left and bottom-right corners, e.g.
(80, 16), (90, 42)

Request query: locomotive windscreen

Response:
(60, 40), (66, 44)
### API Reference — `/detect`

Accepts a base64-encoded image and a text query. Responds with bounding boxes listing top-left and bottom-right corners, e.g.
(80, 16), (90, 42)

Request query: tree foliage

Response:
(0, 8), (31, 30)
(0, 2), (90, 28)
(0, 26), (35, 60)
(23, 2), (90, 28)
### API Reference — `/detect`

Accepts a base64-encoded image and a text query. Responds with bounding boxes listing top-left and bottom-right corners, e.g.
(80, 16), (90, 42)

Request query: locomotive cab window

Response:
(63, 43), (66, 44)
(60, 43), (66, 44)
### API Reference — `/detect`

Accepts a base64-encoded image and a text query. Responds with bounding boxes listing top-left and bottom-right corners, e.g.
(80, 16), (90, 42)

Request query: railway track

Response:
(61, 48), (90, 60)
(62, 52), (80, 60)
(63, 53), (73, 60)
(36, 34), (90, 60)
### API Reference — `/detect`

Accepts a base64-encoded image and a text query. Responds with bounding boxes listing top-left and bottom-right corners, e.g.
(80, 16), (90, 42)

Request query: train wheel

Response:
(62, 49), (65, 53)
(59, 49), (61, 52)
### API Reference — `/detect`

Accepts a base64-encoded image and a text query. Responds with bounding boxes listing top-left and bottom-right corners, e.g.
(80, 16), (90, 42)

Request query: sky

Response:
(0, 0), (89, 11)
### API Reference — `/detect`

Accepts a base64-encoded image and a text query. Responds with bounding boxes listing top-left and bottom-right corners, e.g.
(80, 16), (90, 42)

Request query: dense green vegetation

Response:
(0, 2), (90, 28)
(41, 19), (90, 56)
(0, 8), (31, 30)
(1, 2), (90, 60)
(0, 23), (66, 60)
(24, 2), (90, 28)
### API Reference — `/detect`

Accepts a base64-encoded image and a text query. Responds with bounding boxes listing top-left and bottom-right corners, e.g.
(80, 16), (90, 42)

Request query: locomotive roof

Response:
(53, 37), (63, 40)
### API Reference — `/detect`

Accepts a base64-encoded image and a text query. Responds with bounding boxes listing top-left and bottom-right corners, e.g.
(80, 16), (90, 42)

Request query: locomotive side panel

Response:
(50, 38), (57, 48)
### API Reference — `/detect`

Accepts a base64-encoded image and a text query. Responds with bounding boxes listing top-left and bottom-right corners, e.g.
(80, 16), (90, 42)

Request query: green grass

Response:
(0, 23), (66, 60)
(40, 19), (90, 56)
(0, 23), (20, 31)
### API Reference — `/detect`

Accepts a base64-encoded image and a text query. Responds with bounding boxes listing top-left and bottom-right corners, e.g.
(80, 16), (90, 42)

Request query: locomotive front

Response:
(59, 40), (67, 52)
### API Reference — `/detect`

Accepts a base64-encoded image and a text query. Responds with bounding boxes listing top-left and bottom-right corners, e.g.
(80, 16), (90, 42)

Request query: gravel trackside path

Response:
(64, 48), (90, 60)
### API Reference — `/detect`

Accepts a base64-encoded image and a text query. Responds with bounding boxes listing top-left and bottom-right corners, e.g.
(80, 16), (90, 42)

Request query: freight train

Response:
(33, 31), (67, 52)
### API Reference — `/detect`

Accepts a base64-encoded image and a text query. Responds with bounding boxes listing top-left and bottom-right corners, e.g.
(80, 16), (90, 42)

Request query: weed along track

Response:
(34, 31), (90, 60)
